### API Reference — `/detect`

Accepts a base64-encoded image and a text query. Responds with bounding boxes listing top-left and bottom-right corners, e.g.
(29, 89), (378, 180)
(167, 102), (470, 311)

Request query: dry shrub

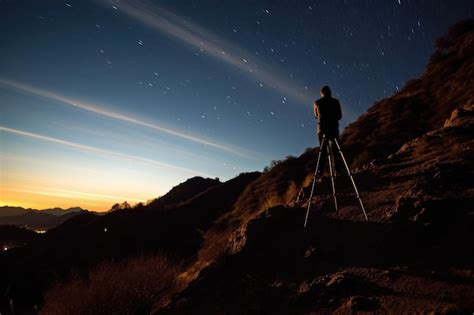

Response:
(351, 150), (371, 169)
(41, 254), (182, 315)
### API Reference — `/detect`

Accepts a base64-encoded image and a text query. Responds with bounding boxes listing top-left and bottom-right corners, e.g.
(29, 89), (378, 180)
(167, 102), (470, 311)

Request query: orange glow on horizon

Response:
(0, 187), (152, 212)
(0, 127), (206, 212)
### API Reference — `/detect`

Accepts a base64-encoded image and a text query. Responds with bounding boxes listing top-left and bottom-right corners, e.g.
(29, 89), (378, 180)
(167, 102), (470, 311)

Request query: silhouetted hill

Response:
(0, 206), (29, 218)
(0, 212), (56, 228)
(0, 206), (87, 218)
(41, 207), (85, 216)
(0, 173), (260, 311)
(148, 176), (221, 209)
(0, 207), (89, 230)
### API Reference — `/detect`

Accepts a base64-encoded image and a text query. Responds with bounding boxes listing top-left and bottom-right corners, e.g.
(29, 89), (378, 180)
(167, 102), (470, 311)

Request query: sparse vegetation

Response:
(351, 150), (371, 168)
(41, 254), (182, 315)
(263, 155), (297, 172)
(133, 202), (145, 209)
(109, 201), (132, 212)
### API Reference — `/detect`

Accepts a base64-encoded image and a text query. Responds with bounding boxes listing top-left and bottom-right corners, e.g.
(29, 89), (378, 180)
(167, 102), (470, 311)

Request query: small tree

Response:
(110, 203), (121, 212)
(120, 201), (131, 210)
(109, 201), (132, 212)
(270, 160), (282, 168)
(134, 202), (145, 210)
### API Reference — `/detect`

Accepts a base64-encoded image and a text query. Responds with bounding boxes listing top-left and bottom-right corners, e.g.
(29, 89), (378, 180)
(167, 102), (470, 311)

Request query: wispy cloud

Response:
(97, 0), (314, 105)
(0, 126), (212, 177)
(0, 78), (250, 157)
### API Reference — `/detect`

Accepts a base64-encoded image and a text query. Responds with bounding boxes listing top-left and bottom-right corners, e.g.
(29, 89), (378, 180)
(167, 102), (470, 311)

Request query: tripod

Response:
(304, 135), (368, 228)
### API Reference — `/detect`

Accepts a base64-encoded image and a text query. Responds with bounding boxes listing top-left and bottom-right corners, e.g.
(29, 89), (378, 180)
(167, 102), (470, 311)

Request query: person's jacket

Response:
(314, 96), (342, 136)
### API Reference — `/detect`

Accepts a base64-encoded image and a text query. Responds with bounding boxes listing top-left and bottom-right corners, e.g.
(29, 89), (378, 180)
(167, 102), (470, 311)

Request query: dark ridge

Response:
(0, 206), (88, 218)
(0, 172), (260, 310)
(148, 176), (222, 209)
(0, 210), (89, 230)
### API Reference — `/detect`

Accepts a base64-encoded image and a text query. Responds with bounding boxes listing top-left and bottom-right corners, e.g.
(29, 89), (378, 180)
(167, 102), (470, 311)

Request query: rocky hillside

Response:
(163, 104), (473, 313)
(342, 19), (474, 167)
(159, 19), (474, 313)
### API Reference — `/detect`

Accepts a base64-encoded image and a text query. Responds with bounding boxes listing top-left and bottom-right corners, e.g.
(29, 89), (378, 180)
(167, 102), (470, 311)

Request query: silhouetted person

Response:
(313, 85), (342, 175)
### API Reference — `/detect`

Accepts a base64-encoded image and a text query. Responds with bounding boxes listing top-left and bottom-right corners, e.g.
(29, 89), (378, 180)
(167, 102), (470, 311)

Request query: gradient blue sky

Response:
(1, 0), (472, 210)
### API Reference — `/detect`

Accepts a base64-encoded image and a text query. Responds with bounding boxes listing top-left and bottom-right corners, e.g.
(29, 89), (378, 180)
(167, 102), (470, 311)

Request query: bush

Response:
(270, 159), (283, 168)
(41, 255), (182, 314)
(109, 201), (132, 212)
(263, 155), (297, 172)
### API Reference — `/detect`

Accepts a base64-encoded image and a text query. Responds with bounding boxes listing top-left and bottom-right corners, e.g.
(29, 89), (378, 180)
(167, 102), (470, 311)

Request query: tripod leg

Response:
(333, 139), (368, 221)
(327, 141), (338, 211)
(304, 136), (326, 228)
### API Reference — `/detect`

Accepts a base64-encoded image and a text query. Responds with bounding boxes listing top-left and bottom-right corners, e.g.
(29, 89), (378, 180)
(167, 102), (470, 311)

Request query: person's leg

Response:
(331, 134), (343, 174)
(317, 132), (327, 175)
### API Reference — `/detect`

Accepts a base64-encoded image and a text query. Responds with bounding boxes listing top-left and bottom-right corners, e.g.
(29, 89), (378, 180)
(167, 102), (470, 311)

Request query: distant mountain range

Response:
(0, 206), (91, 230)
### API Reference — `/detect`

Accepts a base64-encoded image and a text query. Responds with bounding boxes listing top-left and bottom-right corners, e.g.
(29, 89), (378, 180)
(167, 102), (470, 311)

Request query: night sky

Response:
(1, 0), (472, 211)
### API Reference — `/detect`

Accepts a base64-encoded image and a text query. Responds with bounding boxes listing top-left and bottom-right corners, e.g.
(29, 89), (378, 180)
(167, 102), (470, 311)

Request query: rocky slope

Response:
(342, 19), (474, 167)
(162, 102), (474, 313)
(159, 19), (474, 314)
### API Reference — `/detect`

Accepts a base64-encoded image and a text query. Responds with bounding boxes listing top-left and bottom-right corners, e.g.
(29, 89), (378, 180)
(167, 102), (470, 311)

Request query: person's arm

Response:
(313, 101), (319, 119)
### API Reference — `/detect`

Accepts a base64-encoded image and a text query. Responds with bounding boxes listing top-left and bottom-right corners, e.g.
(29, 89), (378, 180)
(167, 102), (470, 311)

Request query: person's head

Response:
(320, 85), (331, 98)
